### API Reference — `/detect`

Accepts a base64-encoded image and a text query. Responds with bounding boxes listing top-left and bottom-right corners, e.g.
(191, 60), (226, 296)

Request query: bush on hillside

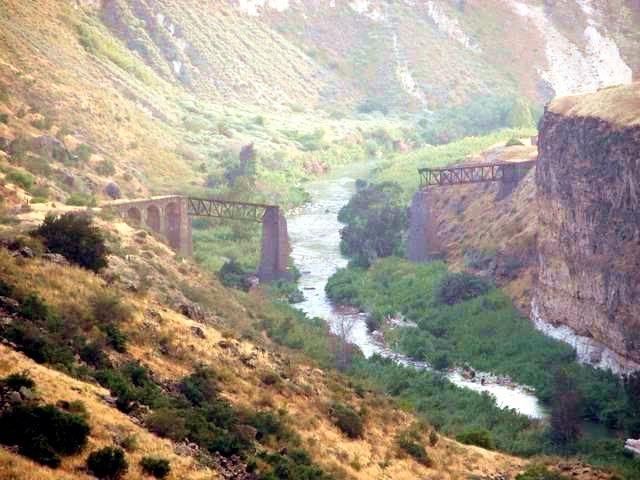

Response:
(140, 456), (171, 479)
(515, 464), (570, 480)
(2, 371), (35, 391)
(31, 213), (108, 272)
(330, 403), (363, 439)
(218, 258), (252, 291)
(0, 403), (90, 467)
(434, 272), (491, 305)
(87, 446), (128, 480)
(455, 428), (494, 449)
(397, 431), (432, 466)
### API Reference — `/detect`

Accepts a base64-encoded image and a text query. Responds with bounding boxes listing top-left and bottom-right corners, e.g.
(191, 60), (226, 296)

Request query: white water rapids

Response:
(287, 169), (546, 419)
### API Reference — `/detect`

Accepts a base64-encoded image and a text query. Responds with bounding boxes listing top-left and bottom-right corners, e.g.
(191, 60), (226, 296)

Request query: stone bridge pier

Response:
(407, 189), (440, 262)
(257, 206), (291, 282)
(110, 196), (193, 258)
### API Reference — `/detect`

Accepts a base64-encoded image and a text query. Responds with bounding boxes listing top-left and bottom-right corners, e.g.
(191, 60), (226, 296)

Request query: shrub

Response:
(330, 403), (363, 439)
(87, 447), (128, 480)
(0, 113), (8, 124)
(31, 213), (108, 272)
(2, 370), (35, 391)
(90, 291), (132, 325)
(0, 403), (90, 467)
(105, 324), (127, 353)
(6, 170), (33, 190)
(434, 272), (491, 305)
(429, 430), (438, 446)
(75, 143), (92, 163)
(66, 192), (97, 207)
(515, 464), (569, 479)
(95, 159), (116, 176)
(397, 434), (432, 466)
(506, 137), (524, 146)
(218, 258), (251, 291)
(455, 428), (494, 449)
(140, 456), (171, 479)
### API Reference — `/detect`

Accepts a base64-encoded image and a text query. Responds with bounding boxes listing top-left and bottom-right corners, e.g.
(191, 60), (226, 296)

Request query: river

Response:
(287, 166), (546, 420)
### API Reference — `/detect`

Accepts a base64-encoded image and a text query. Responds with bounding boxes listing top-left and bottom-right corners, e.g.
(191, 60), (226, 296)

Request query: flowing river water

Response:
(287, 166), (546, 420)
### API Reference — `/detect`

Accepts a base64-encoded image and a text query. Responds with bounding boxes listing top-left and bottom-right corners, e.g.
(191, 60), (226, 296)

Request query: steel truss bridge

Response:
(418, 160), (537, 187)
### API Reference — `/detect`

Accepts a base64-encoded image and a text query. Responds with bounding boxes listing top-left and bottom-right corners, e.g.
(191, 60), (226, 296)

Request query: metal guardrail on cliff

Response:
(418, 160), (537, 187)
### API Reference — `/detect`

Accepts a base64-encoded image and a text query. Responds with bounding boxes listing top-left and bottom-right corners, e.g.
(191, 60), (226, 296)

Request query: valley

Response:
(1, 1), (640, 479)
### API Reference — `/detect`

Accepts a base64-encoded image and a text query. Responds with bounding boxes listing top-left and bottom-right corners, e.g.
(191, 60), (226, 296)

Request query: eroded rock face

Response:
(535, 110), (640, 371)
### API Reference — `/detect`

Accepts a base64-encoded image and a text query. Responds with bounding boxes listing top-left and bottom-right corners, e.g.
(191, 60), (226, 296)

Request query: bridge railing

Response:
(186, 197), (277, 222)
(418, 161), (537, 187)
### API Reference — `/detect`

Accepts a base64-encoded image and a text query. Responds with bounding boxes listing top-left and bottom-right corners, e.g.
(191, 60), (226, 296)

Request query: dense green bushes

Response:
(31, 213), (108, 272)
(140, 456), (171, 478)
(0, 390), (90, 468)
(434, 272), (491, 305)
(330, 403), (363, 439)
(87, 446), (128, 480)
(337, 181), (407, 267)
(455, 428), (494, 449)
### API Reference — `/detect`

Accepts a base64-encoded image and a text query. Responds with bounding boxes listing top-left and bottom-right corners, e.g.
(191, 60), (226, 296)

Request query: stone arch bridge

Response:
(105, 196), (289, 281)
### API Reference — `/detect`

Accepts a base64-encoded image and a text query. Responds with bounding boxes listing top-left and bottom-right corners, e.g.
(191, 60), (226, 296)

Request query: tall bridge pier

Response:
(107, 196), (290, 281)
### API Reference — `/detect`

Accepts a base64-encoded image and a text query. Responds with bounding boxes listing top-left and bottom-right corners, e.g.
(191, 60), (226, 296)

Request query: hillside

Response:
(0, 0), (637, 211)
(0, 206), (530, 480)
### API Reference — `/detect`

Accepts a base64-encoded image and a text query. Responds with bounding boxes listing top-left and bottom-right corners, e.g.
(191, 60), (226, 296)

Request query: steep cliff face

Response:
(534, 83), (640, 373)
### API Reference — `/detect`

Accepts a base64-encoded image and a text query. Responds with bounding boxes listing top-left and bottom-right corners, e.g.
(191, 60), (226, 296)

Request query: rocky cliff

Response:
(534, 83), (640, 373)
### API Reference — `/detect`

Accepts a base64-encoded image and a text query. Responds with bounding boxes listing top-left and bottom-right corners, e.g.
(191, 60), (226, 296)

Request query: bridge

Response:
(105, 196), (289, 281)
(418, 160), (537, 187)
(408, 160), (537, 262)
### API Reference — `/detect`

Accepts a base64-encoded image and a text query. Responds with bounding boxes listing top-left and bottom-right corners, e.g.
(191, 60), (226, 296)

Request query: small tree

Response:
(549, 369), (582, 451)
(32, 213), (108, 272)
(333, 314), (356, 372)
(87, 446), (128, 480)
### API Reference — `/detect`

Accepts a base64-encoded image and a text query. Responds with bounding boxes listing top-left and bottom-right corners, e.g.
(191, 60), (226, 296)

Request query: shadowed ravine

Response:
(288, 168), (546, 419)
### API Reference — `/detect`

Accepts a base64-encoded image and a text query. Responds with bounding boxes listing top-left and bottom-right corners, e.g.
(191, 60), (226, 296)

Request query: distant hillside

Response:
(0, 0), (637, 209)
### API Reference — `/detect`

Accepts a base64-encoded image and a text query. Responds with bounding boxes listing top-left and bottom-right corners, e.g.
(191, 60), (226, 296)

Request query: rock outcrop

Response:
(534, 83), (640, 373)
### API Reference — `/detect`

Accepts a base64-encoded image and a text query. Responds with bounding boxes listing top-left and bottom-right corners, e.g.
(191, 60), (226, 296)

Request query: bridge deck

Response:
(187, 197), (276, 222)
(418, 160), (536, 187)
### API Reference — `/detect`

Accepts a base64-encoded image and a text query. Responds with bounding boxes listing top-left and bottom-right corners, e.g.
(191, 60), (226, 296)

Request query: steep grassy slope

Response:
(0, 206), (529, 480)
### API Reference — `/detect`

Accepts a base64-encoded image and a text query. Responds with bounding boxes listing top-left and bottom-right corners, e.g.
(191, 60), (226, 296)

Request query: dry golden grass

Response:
(549, 82), (640, 126)
(0, 215), (529, 479)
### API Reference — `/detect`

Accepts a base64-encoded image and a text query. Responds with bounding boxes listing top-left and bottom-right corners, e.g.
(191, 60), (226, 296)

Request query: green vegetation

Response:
(397, 429), (432, 466)
(87, 446), (128, 480)
(324, 256), (640, 475)
(31, 213), (108, 272)
(139, 457), (171, 479)
(6, 170), (34, 191)
(330, 402), (364, 439)
(515, 465), (570, 480)
(456, 428), (494, 449)
(369, 127), (537, 200)
(0, 278), (335, 479)
(338, 181), (407, 267)
(0, 374), (90, 468)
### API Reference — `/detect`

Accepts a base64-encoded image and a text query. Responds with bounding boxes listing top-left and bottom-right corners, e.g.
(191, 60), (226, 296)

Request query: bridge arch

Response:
(147, 205), (161, 232)
(127, 207), (142, 226)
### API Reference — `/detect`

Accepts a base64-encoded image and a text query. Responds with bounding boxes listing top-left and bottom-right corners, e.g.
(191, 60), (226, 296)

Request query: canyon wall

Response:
(534, 83), (640, 373)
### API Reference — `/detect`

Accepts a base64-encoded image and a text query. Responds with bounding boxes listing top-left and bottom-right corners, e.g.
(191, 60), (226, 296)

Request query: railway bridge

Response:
(407, 160), (536, 262)
(105, 196), (289, 281)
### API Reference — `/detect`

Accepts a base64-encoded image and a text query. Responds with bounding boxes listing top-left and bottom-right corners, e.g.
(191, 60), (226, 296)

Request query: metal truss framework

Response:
(187, 197), (276, 222)
(418, 161), (537, 187)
